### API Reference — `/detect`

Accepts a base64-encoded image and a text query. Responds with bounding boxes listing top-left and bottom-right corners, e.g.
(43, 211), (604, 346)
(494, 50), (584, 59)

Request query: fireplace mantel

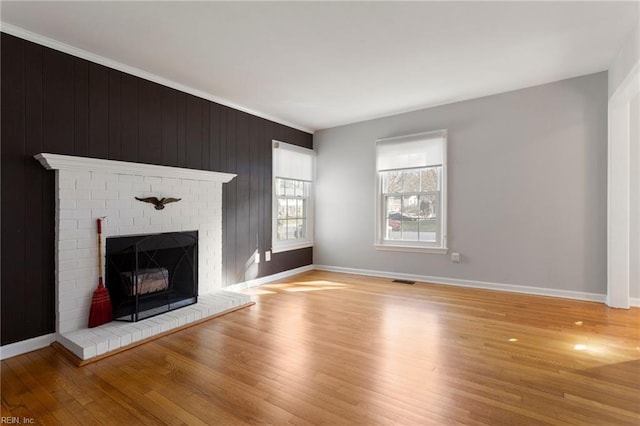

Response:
(35, 153), (236, 183)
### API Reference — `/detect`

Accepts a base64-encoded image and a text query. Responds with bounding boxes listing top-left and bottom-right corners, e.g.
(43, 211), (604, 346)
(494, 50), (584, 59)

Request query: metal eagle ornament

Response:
(135, 196), (181, 210)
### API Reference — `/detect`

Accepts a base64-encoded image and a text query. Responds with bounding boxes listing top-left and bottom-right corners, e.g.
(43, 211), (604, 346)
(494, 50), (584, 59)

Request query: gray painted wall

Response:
(314, 72), (608, 295)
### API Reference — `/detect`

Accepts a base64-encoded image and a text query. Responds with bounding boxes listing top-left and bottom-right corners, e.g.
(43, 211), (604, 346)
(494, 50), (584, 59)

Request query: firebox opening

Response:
(106, 230), (198, 322)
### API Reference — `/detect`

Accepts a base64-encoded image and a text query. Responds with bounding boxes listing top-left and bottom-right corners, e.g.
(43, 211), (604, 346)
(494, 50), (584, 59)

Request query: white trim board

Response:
(0, 22), (313, 134)
(35, 153), (236, 182)
(314, 264), (611, 305)
(607, 59), (639, 308)
(0, 333), (56, 360)
(225, 265), (315, 292)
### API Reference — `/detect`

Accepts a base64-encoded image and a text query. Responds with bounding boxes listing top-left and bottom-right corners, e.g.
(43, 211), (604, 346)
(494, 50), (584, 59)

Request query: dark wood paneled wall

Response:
(0, 33), (313, 345)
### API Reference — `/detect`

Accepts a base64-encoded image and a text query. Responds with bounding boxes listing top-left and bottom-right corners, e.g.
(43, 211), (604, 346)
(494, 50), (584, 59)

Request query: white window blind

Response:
(376, 130), (446, 171)
(273, 141), (314, 181)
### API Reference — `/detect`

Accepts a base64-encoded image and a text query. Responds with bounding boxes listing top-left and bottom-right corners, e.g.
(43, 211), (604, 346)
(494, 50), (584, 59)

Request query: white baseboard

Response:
(224, 265), (315, 292)
(0, 333), (56, 360)
(313, 264), (609, 304)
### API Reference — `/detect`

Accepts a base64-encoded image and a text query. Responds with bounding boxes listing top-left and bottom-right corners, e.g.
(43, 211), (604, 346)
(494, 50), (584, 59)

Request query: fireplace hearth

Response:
(106, 231), (198, 322)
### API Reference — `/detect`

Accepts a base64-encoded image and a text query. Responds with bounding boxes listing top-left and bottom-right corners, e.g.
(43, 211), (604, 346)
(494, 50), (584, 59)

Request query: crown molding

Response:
(1, 22), (314, 134)
(35, 153), (236, 183)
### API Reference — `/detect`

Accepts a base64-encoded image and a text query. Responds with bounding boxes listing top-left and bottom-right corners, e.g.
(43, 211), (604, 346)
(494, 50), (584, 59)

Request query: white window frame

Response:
(272, 140), (315, 253)
(375, 130), (448, 254)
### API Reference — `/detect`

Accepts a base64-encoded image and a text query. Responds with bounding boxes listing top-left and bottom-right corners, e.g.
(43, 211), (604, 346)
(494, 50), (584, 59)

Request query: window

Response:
(375, 130), (447, 253)
(272, 141), (314, 252)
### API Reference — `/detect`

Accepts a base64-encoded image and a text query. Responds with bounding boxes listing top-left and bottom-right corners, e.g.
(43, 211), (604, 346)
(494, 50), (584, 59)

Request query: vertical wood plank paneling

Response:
(209, 103), (221, 172)
(138, 80), (162, 164)
(25, 41), (48, 338)
(185, 95), (203, 169)
(304, 130), (313, 149)
(219, 106), (228, 173)
(293, 128), (304, 148)
(88, 63), (109, 159)
(262, 122), (275, 276)
(176, 92), (186, 167)
(287, 127), (298, 148)
(161, 87), (178, 167)
(224, 108), (238, 285)
(235, 112), (251, 281)
(43, 48), (75, 154)
(201, 99), (210, 171)
(249, 116), (262, 272)
(108, 70), (122, 160)
(73, 58), (89, 157)
(219, 106), (229, 286)
(41, 167), (56, 334)
(40, 43), (77, 338)
(120, 74), (139, 162)
(273, 247), (313, 272)
(25, 43), (43, 152)
(296, 128), (313, 149)
(1, 35), (313, 344)
(271, 121), (289, 147)
(256, 118), (266, 270)
(1, 34), (27, 345)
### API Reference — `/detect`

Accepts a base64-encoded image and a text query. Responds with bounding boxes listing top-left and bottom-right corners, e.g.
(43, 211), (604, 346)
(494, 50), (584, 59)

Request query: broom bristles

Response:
(88, 279), (113, 328)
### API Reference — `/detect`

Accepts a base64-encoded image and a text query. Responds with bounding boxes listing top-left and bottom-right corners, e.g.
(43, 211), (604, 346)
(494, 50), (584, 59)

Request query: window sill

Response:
(375, 244), (448, 255)
(272, 241), (314, 254)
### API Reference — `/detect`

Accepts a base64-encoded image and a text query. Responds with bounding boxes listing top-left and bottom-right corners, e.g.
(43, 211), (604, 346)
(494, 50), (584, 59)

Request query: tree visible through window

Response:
(382, 167), (441, 243)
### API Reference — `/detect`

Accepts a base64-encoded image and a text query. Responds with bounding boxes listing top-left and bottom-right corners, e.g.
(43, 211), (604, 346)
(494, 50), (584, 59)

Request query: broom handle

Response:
(97, 218), (103, 286)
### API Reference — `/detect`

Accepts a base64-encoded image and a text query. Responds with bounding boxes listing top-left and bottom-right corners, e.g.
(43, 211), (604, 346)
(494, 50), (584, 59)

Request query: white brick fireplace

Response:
(35, 153), (252, 361)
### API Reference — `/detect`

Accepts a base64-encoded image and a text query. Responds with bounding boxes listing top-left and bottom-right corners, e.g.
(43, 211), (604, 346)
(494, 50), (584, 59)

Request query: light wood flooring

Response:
(2, 270), (639, 425)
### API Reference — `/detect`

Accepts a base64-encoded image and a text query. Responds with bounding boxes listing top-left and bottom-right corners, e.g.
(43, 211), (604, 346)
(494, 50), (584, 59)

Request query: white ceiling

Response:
(1, 1), (638, 132)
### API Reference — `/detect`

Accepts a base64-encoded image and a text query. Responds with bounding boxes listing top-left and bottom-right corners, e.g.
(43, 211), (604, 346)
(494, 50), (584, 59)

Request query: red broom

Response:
(88, 217), (113, 327)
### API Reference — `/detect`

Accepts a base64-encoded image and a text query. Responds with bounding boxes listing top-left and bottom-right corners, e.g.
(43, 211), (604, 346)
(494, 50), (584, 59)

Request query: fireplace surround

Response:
(35, 153), (253, 361)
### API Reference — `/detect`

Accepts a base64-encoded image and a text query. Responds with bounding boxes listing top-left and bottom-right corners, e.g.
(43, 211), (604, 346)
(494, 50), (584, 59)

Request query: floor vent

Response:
(392, 279), (415, 285)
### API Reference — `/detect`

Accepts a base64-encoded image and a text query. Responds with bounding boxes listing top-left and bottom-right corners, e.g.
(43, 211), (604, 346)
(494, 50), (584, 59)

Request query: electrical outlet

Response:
(265, 251), (271, 262)
(451, 252), (461, 263)
(255, 252), (260, 264)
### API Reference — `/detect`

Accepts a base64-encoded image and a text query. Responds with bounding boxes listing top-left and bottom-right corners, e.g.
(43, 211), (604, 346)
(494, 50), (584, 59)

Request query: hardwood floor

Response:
(2, 270), (639, 425)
